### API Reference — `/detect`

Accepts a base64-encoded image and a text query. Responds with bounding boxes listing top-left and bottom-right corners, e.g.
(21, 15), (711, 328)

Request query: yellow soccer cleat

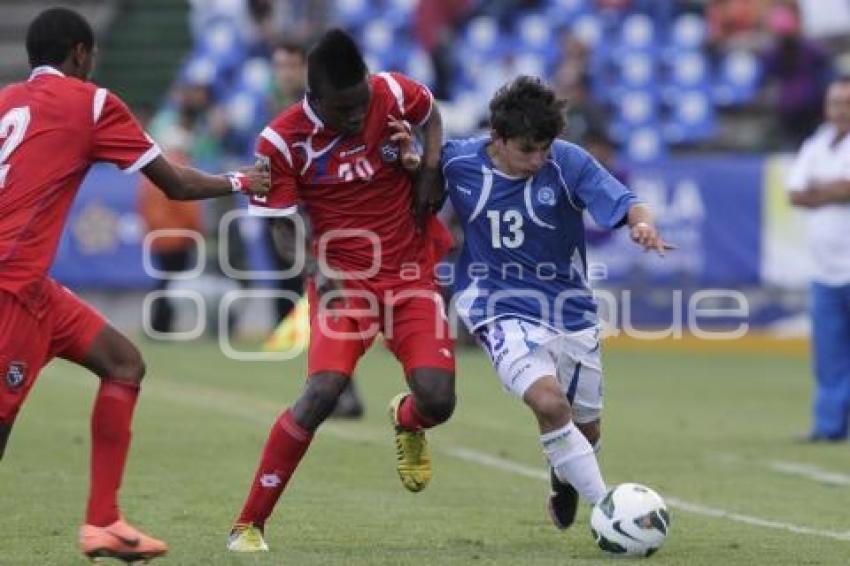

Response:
(226, 524), (269, 553)
(388, 393), (432, 492)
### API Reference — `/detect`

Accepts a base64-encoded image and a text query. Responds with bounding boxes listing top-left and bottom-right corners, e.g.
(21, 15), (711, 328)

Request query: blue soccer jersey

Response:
(443, 136), (639, 332)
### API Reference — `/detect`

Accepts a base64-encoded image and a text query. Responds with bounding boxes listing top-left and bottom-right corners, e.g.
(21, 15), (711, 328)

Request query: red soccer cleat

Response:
(79, 519), (168, 563)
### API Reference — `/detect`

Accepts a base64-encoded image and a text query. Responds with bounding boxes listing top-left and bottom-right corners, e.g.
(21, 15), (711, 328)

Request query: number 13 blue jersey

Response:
(443, 137), (638, 332)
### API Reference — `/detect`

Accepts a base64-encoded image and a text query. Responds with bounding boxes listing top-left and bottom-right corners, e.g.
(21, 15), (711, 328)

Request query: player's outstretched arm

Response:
(626, 203), (675, 256)
(141, 155), (270, 201)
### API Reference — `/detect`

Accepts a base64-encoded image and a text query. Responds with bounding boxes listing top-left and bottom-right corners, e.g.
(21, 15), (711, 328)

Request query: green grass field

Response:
(2, 340), (849, 565)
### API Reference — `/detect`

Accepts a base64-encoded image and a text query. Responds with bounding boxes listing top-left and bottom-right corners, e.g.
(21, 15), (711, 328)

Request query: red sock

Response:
(236, 409), (313, 529)
(86, 380), (139, 527)
(397, 394), (437, 431)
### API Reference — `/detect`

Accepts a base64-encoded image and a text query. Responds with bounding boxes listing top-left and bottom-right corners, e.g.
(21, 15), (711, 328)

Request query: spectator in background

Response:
(414, 0), (473, 100)
(762, 2), (832, 146)
(554, 34), (608, 147)
(270, 39), (307, 113)
(706, 0), (770, 51)
(138, 130), (205, 335)
(786, 76), (850, 443)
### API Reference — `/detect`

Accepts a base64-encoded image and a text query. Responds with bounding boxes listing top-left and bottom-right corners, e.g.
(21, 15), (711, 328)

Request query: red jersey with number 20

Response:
(0, 66), (159, 312)
(250, 72), (435, 284)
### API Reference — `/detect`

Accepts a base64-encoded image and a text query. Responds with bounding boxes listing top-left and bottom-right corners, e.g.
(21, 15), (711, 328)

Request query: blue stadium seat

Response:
(614, 52), (657, 88)
(571, 13), (603, 48)
(670, 13), (706, 49)
(619, 13), (657, 51)
(402, 47), (436, 87)
(625, 127), (666, 162)
(664, 90), (716, 143)
(462, 16), (502, 57)
(336, 0), (375, 28)
(713, 49), (762, 106)
(362, 20), (395, 56)
(613, 89), (659, 127)
(238, 58), (272, 96)
(544, 0), (591, 28)
(197, 18), (245, 74)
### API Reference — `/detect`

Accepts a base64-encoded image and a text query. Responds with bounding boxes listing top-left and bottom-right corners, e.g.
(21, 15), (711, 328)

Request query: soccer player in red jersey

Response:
(0, 8), (268, 563)
(227, 29), (456, 552)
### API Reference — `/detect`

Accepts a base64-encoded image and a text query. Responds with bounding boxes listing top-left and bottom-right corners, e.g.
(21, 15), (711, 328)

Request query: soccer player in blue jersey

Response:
(395, 75), (671, 529)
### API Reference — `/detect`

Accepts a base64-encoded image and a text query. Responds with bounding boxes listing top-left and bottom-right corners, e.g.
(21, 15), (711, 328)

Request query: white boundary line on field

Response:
(50, 372), (850, 544)
(445, 447), (850, 543)
(768, 460), (850, 487)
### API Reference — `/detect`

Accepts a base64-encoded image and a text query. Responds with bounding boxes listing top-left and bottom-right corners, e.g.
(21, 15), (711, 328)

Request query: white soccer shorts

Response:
(475, 318), (603, 424)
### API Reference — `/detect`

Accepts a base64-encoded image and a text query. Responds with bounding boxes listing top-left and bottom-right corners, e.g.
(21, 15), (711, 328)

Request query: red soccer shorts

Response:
(0, 278), (106, 423)
(306, 279), (455, 377)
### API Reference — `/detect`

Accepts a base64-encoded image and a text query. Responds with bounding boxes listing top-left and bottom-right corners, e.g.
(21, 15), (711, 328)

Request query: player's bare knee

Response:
(576, 419), (601, 445)
(417, 390), (456, 424)
(293, 372), (349, 430)
(532, 393), (571, 429)
(408, 368), (456, 424)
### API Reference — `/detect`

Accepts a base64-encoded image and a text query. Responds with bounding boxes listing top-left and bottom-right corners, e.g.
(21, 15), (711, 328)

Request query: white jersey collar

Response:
(29, 65), (65, 81)
(302, 97), (324, 130)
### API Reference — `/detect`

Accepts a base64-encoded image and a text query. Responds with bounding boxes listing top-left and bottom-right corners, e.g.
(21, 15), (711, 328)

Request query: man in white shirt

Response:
(787, 76), (850, 442)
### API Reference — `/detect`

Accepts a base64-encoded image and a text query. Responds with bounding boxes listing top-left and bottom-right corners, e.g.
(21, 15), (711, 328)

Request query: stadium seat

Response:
(238, 58), (272, 95)
(615, 52), (657, 88)
(362, 20), (395, 55)
(625, 127), (665, 162)
(463, 16), (500, 54)
(670, 13), (706, 49)
(337, 0), (374, 28)
(544, 0), (591, 28)
(620, 13), (656, 51)
(664, 90), (716, 143)
(713, 49), (762, 106)
(571, 13), (603, 47)
(402, 47), (436, 88)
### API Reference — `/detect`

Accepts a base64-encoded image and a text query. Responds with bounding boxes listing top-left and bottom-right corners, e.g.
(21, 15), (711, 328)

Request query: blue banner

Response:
(51, 164), (154, 289)
(587, 155), (764, 287)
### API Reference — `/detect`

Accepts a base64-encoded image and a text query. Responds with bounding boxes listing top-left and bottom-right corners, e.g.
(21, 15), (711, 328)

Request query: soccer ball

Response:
(590, 483), (670, 558)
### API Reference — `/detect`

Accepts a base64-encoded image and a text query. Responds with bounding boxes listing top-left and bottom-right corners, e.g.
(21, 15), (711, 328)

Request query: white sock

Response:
(541, 421), (607, 504)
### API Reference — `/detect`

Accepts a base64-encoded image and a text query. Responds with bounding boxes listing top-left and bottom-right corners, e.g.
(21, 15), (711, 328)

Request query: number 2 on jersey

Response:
(487, 209), (525, 249)
(0, 107), (31, 189)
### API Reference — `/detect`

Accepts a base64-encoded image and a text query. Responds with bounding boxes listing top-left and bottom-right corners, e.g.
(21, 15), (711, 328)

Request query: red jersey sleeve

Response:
(90, 89), (161, 173)
(249, 126), (299, 216)
(380, 72), (434, 126)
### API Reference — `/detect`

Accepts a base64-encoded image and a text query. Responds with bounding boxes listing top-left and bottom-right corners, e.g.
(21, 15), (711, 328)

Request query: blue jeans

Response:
(810, 282), (850, 438)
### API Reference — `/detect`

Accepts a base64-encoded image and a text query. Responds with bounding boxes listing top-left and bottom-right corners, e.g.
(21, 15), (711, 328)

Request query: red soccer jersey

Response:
(0, 66), (159, 312)
(250, 72), (435, 283)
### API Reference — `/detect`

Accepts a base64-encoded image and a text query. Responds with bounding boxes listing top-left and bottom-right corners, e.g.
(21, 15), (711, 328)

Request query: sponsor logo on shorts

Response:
(5, 362), (27, 391)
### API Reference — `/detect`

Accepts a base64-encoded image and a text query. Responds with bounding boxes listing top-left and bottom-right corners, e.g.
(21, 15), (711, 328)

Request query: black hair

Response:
(273, 38), (307, 60)
(307, 28), (367, 96)
(26, 7), (94, 68)
(489, 76), (567, 142)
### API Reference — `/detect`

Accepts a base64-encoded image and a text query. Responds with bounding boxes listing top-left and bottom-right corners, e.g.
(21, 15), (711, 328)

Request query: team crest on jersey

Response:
(537, 186), (556, 206)
(5, 362), (27, 391)
(379, 140), (399, 163)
